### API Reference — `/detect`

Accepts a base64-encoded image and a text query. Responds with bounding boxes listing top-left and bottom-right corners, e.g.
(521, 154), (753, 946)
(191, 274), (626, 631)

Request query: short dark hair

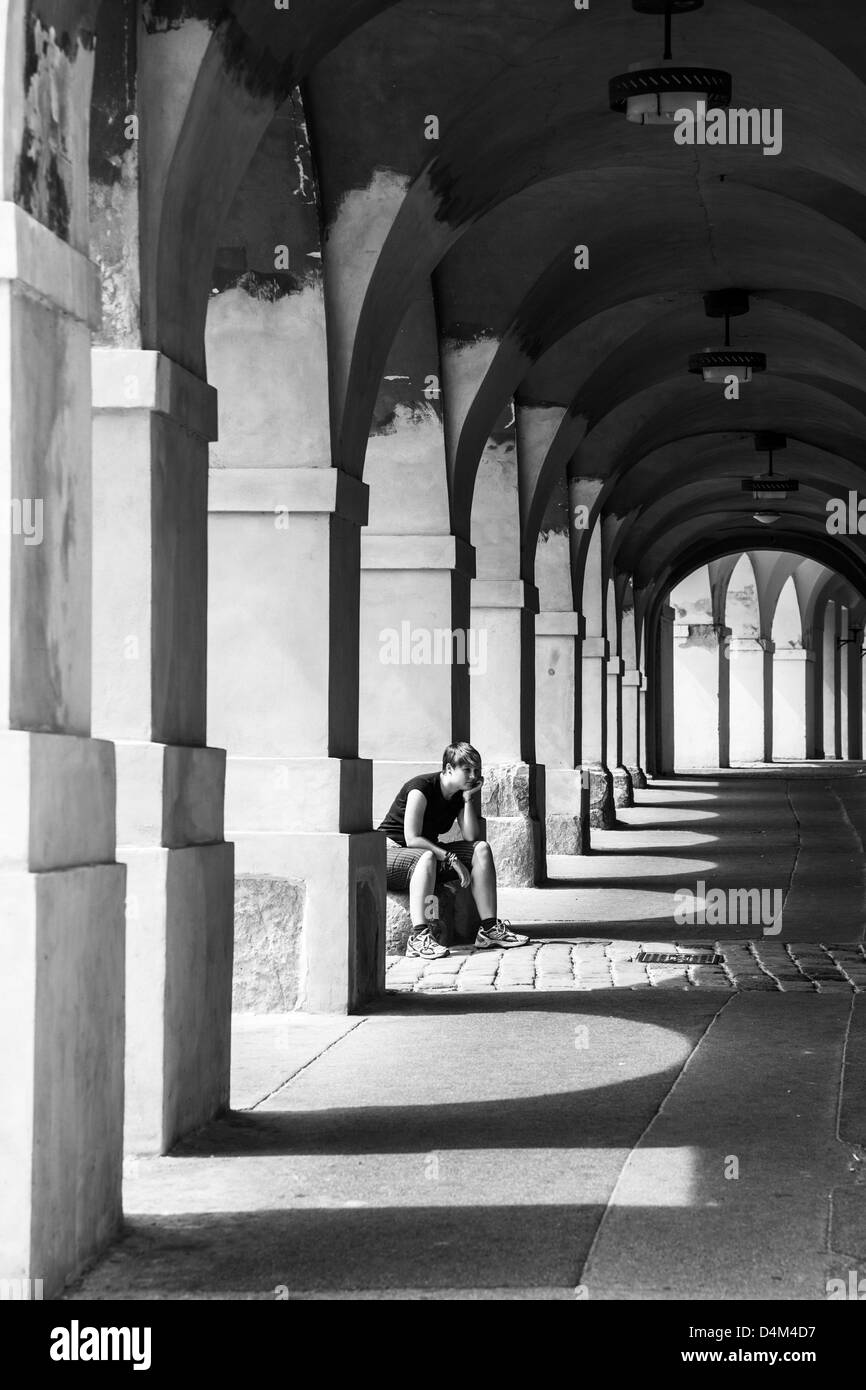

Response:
(442, 742), (482, 774)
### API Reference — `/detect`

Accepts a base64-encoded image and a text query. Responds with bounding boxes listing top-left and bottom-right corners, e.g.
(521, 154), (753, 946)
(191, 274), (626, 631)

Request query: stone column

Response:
(762, 641), (775, 762)
(637, 676), (649, 785)
(607, 654), (633, 807)
(471, 580), (546, 885)
(673, 623), (731, 770)
(536, 611), (589, 853)
(360, 534), (475, 817)
(839, 634), (849, 759)
(845, 638), (861, 759)
(622, 668), (647, 789)
(805, 636), (819, 759)
(655, 605), (676, 775)
(729, 637), (768, 763)
(91, 349), (234, 1156)
(833, 625), (844, 759)
(821, 613), (836, 758)
(574, 507), (614, 826)
(581, 636), (614, 825)
(209, 467), (385, 1012)
(772, 649), (813, 760)
(0, 204), (126, 1295)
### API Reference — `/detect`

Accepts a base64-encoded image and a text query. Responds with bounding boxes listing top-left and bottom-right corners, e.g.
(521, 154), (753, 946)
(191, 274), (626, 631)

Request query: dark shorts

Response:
(385, 840), (480, 893)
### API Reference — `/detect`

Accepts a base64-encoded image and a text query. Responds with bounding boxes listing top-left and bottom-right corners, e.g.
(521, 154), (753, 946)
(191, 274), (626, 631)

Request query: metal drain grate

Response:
(636, 950), (724, 966)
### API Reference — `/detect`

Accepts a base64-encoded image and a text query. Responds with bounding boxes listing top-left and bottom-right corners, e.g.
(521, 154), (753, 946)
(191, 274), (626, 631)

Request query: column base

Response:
(612, 765), (634, 808)
(123, 843), (235, 1156)
(545, 767), (591, 854)
(0, 864), (126, 1298)
(627, 765), (648, 790)
(233, 831), (386, 1013)
(481, 763), (546, 886)
(584, 763), (615, 829)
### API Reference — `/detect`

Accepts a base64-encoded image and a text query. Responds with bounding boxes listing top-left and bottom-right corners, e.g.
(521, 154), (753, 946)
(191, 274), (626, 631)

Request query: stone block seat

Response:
(386, 882), (481, 954)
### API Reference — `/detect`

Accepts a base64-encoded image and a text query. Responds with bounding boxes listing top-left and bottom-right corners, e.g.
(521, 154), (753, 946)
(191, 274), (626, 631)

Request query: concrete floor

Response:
(66, 770), (866, 1301)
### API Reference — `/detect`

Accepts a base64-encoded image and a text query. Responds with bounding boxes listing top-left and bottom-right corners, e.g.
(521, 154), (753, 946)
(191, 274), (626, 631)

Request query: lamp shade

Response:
(609, 63), (731, 123)
(689, 350), (767, 382)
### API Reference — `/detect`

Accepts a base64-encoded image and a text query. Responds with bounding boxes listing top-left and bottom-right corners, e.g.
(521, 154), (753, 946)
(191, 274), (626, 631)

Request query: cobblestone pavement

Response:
(386, 939), (866, 993)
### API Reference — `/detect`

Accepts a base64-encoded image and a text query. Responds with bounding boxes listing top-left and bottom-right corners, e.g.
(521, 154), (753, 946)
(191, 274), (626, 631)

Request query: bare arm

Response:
(457, 777), (484, 841)
(404, 790), (449, 861)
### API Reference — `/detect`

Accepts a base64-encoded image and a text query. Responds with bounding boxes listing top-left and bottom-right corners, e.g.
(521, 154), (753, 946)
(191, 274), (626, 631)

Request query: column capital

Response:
(209, 467), (369, 526)
(674, 622), (732, 642)
(536, 611), (583, 637)
(622, 668), (644, 687)
(361, 534), (475, 577)
(582, 636), (609, 659)
(774, 647), (814, 663)
(0, 201), (101, 327)
(607, 657), (624, 678)
(729, 636), (774, 654)
(92, 349), (218, 442)
(471, 580), (539, 613)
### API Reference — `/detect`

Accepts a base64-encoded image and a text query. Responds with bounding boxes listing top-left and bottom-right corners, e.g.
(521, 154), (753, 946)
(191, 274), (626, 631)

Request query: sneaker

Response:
(406, 928), (449, 959)
(475, 919), (530, 950)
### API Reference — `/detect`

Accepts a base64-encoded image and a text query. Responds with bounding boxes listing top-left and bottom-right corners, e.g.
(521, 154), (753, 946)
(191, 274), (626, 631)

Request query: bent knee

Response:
(412, 850), (437, 873)
(472, 839), (493, 860)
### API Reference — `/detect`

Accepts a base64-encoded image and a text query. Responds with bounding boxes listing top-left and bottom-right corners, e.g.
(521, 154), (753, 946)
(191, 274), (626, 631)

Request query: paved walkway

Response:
(66, 770), (866, 1301)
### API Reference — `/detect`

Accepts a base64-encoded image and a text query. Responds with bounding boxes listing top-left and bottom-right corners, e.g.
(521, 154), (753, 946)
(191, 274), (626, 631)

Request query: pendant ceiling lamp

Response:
(689, 289), (767, 384)
(609, 0), (732, 126)
(742, 432), (798, 507)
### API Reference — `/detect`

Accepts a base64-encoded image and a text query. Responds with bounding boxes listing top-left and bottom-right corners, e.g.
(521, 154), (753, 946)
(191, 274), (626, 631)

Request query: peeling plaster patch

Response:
(281, 89), (317, 205)
(325, 168), (411, 325)
(536, 531), (573, 611)
(679, 625), (724, 651)
(726, 582), (760, 638)
(91, 142), (140, 345)
(293, 110), (315, 203)
(372, 371), (441, 432)
(141, 0), (218, 33)
(143, 2), (294, 103)
(206, 280), (330, 470)
(213, 269), (301, 300)
(442, 325), (500, 348)
(372, 399), (439, 438)
(89, 0), (137, 188)
(324, 168), (411, 405)
(539, 471), (570, 538)
(213, 84), (322, 304)
(473, 438), (520, 581)
(440, 335), (501, 456)
(365, 412), (450, 534)
(16, 18), (87, 239)
(674, 598), (713, 623)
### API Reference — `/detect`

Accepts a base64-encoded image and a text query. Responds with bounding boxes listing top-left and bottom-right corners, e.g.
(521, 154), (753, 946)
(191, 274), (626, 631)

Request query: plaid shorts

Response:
(385, 840), (480, 893)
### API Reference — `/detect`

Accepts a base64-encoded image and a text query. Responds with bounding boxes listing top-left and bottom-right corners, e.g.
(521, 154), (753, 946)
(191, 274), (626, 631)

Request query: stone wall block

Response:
(612, 765), (634, 808)
(233, 875), (306, 1012)
(586, 762), (615, 829)
(386, 885), (481, 954)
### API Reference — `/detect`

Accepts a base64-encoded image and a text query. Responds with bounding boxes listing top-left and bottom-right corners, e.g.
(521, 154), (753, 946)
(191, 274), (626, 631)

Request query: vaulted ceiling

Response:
(80, 0), (866, 607)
